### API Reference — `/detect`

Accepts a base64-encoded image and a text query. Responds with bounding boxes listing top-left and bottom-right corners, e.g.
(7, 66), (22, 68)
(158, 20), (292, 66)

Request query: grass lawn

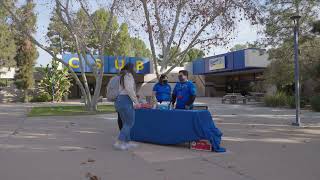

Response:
(28, 105), (115, 117)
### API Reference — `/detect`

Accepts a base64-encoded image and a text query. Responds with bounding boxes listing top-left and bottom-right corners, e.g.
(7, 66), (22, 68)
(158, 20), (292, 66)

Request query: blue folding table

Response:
(130, 109), (226, 152)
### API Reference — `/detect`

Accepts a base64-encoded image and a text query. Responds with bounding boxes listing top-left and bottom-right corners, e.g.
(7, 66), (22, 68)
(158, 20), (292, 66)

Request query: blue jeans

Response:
(114, 95), (135, 142)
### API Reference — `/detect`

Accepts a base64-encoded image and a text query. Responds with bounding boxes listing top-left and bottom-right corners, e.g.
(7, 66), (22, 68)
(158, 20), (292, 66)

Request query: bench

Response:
(246, 92), (265, 102)
(222, 93), (247, 104)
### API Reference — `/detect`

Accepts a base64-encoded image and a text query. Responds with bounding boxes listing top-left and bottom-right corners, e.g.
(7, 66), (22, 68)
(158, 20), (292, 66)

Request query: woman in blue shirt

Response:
(153, 74), (171, 103)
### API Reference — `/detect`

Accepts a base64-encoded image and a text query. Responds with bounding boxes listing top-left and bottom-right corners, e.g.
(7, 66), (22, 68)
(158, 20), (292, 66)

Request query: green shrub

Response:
(286, 96), (295, 108)
(310, 96), (320, 112)
(30, 94), (52, 102)
(0, 80), (6, 87)
(264, 92), (308, 108)
(286, 96), (306, 108)
(264, 92), (288, 107)
(38, 60), (72, 102)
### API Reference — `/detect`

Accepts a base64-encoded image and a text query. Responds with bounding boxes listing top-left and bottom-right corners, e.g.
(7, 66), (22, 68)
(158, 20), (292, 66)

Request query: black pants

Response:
(117, 112), (123, 130)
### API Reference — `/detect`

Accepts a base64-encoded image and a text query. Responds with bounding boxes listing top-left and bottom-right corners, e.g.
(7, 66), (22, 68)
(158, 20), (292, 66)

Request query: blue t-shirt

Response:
(173, 81), (196, 109)
(153, 83), (172, 102)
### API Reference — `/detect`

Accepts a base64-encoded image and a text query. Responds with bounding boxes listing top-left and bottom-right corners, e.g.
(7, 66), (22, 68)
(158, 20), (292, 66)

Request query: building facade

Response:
(192, 48), (270, 96)
(64, 48), (270, 99)
(62, 54), (151, 98)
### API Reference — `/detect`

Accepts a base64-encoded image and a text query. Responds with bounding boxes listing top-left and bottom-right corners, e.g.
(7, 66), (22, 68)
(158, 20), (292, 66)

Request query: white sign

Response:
(0, 67), (15, 79)
(244, 49), (269, 68)
(209, 56), (225, 71)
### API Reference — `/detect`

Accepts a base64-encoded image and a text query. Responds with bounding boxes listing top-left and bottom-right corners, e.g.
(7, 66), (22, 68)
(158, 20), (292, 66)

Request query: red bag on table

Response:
(190, 140), (212, 152)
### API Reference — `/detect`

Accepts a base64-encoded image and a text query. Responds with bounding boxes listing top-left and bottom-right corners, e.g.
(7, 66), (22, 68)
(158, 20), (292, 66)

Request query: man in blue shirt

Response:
(153, 74), (171, 103)
(172, 70), (196, 109)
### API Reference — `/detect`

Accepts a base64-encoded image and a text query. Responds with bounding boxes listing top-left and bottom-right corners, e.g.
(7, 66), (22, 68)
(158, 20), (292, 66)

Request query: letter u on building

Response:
(115, 58), (125, 70)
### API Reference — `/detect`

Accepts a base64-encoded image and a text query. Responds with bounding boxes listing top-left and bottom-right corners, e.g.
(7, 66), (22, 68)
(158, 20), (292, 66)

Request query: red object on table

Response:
(138, 103), (153, 109)
(190, 140), (212, 151)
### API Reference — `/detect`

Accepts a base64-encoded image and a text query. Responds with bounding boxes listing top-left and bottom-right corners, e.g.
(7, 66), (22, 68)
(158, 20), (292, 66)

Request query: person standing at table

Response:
(152, 74), (171, 103)
(117, 112), (123, 130)
(171, 70), (196, 110)
(114, 63), (141, 150)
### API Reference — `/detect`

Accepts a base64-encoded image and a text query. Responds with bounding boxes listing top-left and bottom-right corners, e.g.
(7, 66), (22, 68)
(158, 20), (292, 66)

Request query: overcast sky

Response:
(31, 1), (263, 66)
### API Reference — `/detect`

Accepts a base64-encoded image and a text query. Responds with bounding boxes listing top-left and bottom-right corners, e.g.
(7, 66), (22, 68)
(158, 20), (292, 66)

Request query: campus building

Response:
(192, 48), (269, 96)
(63, 54), (151, 98)
(63, 48), (270, 99)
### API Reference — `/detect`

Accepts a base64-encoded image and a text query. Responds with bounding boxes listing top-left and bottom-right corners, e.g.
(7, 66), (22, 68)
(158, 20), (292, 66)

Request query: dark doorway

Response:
(89, 84), (95, 95)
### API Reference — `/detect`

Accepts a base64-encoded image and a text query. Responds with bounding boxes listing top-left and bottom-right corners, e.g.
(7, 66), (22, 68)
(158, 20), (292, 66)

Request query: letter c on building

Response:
(69, 57), (80, 68)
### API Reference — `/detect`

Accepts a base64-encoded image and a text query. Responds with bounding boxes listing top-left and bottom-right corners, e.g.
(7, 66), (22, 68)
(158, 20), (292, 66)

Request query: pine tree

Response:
(185, 48), (205, 63)
(111, 23), (131, 56)
(0, 23), (16, 68)
(14, 0), (38, 102)
(0, 0), (16, 68)
(47, 11), (73, 54)
(130, 37), (151, 58)
(91, 8), (119, 54)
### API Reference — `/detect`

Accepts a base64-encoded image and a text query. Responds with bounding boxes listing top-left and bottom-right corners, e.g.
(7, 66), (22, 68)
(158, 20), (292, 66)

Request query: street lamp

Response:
(290, 15), (301, 127)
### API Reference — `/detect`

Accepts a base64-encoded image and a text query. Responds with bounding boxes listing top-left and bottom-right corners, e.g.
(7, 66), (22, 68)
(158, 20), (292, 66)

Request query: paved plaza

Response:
(0, 98), (319, 180)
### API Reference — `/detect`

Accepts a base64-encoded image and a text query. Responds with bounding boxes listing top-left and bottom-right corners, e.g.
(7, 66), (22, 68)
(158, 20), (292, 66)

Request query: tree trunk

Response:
(85, 100), (98, 112)
(23, 89), (29, 103)
(91, 77), (103, 109)
(90, 103), (98, 112)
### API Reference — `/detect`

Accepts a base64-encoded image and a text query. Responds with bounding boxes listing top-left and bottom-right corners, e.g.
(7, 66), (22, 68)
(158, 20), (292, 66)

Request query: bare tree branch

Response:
(153, 0), (166, 59)
(141, 0), (160, 78)
(163, 0), (186, 61)
(55, 1), (93, 102)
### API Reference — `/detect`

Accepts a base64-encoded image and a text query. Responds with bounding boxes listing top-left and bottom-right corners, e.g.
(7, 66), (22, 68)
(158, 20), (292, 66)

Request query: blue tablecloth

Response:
(130, 109), (226, 152)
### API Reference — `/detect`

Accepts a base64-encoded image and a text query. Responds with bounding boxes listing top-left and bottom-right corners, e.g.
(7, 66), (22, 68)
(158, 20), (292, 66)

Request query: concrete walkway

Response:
(0, 98), (319, 180)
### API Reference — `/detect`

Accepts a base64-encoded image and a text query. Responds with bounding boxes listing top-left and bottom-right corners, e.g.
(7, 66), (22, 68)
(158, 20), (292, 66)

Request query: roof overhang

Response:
(201, 68), (265, 76)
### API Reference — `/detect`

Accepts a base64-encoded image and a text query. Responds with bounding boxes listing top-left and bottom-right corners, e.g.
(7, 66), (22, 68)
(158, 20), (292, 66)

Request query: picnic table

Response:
(246, 92), (265, 102)
(222, 93), (247, 104)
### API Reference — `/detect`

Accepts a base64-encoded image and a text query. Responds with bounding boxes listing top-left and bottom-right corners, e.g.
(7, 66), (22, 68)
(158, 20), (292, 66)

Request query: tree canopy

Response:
(262, 0), (319, 46)
(125, 0), (261, 76)
(130, 37), (152, 58)
(14, 0), (38, 102)
(47, 8), (151, 58)
(0, 0), (16, 68)
(229, 42), (261, 52)
(261, 0), (320, 94)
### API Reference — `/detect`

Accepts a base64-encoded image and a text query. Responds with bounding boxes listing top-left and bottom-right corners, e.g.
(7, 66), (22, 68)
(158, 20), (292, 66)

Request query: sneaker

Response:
(113, 142), (128, 151)
(126, 142), (138, 149)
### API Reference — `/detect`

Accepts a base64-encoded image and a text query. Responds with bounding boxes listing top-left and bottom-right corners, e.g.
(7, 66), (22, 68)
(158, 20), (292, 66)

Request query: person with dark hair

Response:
(152, 74), (171, 103)
(113, 63), (141, 150)
(171, 70), (196, 109)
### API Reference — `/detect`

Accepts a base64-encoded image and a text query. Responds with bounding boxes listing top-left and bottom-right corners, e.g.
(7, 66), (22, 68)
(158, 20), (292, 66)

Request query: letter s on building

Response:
(95, 59), (102, 69)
